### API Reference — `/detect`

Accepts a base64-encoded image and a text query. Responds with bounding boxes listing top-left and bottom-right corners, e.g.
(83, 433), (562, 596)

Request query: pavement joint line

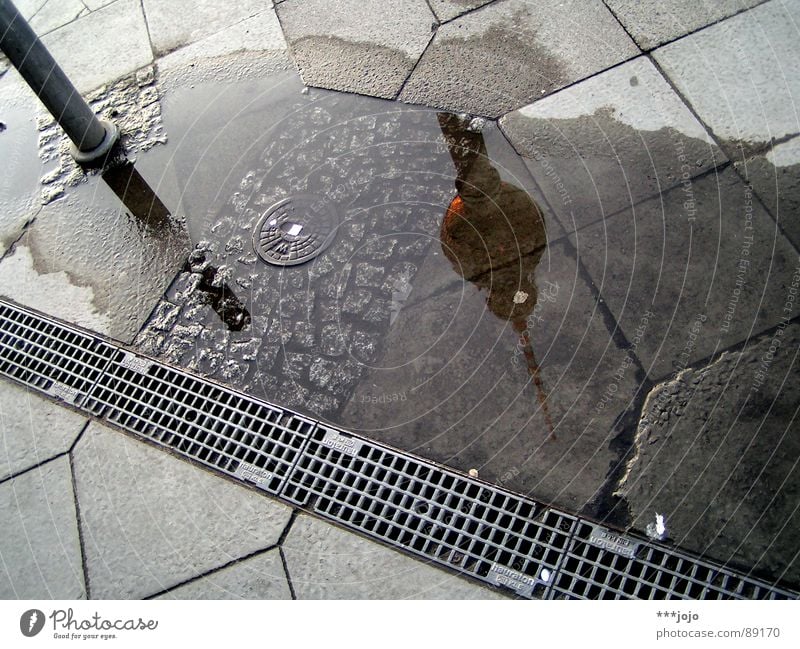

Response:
(624, 0), (775, 55)
(393, 28), (437, 101)
(601, 0), (645, 55)
(647, 51), (800, 258)
(0, 450), (68, 488)
(67, 419), (92, 455)
(68, 449), (92, 600)
(137, 0), (156, 61)
(437, 0), (503, 27)
(0, 297), (796, 599)
(278, 546), (297, 600)
(277, 509), (299, 547)
(142, 543), (283, 600)
(0, 207), (42, 264)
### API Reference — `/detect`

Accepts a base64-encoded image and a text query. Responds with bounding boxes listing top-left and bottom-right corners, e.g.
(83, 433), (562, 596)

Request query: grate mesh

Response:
(547, 520), (795, 600)
(0, 297), (796, 600)
(0, 301), (115, 406)
(282, 424), (575, 597)
(83, 350), (315, 494)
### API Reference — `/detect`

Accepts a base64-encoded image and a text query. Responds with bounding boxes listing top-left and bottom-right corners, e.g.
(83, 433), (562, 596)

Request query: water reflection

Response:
(101, 160), (172, 229)
(437, 112), (554, 438)
(103, 158), (249, 331)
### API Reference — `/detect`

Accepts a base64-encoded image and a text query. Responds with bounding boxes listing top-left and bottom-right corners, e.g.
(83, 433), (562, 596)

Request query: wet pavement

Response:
(1, 0), (799, 598)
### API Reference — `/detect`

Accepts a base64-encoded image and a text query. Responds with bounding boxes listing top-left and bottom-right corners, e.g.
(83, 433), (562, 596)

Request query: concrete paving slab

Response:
(142, 0), (265, 56)
(0, 166), (190, 343)
(0, 379), (87, 482)
(15, 0), (87, 36)
(82, 0), (118, 11)
(0, 456), (85, 598)
(276, 0), (435, 99)
(572, 168), (800, 381)
(156, 10), (290, 88)
(653, 0), (800, 151)
(40, 0), (152, 94)
(72, 422), (293, 599)
(500, 56), (725, 233)
(618, 321), (800, 586)
(399, 0), (639, 117)
(428, 0), (495, 22)
(735, 135), (800, 250)
(283, 514), (507, 598)
(605, 0), (765, 49)
(155, 549), (291, 599)
(83, 0), (120, 10)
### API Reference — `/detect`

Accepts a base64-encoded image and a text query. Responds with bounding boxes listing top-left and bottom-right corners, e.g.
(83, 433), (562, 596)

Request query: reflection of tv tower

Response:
(437, 112), (554, 439)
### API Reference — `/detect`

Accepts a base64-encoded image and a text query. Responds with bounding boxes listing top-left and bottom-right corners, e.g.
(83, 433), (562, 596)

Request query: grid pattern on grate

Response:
(0, 302), (114, 404)
(82, 350), (315, 494)
(282, 425), (575, 597)
(548, 521), (795, 600)
(0, 297), (796, 601)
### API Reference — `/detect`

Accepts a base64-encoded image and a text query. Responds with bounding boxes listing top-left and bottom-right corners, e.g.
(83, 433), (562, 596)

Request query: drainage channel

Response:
(0, 297), (795, 600)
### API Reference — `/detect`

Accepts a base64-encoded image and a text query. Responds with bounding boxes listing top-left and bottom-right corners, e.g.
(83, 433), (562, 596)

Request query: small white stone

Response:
(468, 468), (479, 478)
(513, 290), (529, 304)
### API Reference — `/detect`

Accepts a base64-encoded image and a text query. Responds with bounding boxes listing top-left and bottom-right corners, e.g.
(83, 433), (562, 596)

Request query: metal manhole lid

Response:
(252, 194), (338, 266)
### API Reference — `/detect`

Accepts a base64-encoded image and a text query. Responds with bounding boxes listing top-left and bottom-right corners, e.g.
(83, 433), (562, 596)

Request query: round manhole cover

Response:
(252, 194), (338, 266)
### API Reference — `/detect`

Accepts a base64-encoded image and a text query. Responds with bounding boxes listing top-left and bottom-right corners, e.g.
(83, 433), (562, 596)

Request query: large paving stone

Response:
(617, 321), (800, 587)
(155, 549), (291, 599)
(428, 0), (495, 22)
(500, 56), (724, 233)
(653, 0), (800, 151)
(399, 0), (638, 117)
(572, 168), (800, 381)
(155, 10), (289, 88)
(0, 169), (190, 343)
(143, 0), (265, 55)
(735, 135), (800, 251)
(40, 0), (152, 94)
(15, 0), (87, 36)
(342, 238), (643, 514)
(276, 0), (435, 99)
(0, 456), (85, 598)
(605, 0), (765, 49)
(0, 379), (87, 482)
(283, 514), (507, 598)
(72, 422), (293, 599)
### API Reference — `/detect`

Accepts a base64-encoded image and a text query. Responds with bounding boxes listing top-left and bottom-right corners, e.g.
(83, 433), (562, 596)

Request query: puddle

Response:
(127, 71), (798, 586)
(135, 73), (627, 513)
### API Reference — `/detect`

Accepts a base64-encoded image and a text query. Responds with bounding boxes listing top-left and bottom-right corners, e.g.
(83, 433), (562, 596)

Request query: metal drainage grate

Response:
(0, 297), (796, 601)
(283, 424), (585, 598)
(547, 520), (790, 600)
(82, 349), (315, 495)
(252, 194), (339, 266)
(0, 301), (115, 406)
